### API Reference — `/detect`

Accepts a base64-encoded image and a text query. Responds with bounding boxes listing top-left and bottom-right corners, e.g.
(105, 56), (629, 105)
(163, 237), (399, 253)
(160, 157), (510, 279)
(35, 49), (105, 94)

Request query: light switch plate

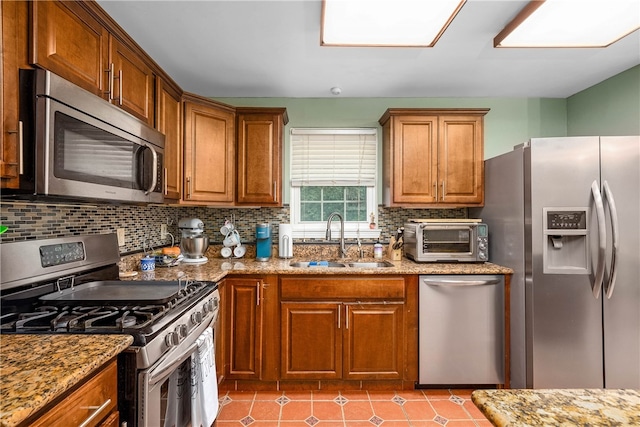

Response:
(117, 228), (125, 246)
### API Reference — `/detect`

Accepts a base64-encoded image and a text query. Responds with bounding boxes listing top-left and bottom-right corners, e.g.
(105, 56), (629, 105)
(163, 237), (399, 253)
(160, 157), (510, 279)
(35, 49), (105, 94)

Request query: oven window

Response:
(54, 112), (143, 188)
(423, 228), (472, 253)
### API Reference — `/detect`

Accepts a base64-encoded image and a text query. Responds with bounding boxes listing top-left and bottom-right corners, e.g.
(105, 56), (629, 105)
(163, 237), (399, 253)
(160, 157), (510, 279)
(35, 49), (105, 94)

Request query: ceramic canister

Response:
(140, 255), (155, 271)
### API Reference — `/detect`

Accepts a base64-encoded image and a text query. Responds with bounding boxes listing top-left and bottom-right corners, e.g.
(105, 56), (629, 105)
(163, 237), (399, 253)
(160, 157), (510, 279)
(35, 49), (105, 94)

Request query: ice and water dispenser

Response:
(543, 208), (589, 274)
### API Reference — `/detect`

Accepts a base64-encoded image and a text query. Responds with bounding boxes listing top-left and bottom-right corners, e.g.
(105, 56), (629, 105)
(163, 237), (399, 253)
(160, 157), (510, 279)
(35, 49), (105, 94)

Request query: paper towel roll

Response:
(279, 224), (293, 258)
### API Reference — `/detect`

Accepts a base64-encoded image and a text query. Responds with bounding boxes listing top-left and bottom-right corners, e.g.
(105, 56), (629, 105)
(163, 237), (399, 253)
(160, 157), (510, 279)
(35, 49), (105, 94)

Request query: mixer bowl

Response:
(180, 235), (209, 258)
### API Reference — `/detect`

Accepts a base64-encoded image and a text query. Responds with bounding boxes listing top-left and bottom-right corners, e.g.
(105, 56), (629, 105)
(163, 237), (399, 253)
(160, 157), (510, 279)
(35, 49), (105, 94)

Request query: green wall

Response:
(215, 66), (638, 203)
(216, 96), (568, 160)
(215, 96), (567, 202)
(567, 65), (640, 136)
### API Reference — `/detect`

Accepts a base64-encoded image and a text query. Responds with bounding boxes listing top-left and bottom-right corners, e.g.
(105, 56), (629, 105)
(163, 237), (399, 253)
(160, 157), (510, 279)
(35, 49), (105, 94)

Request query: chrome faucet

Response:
(326, 212), (347, 258)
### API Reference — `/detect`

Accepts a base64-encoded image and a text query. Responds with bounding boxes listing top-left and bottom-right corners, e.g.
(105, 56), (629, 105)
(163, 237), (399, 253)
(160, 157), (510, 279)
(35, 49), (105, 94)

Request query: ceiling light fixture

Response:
(494, 0), (640, 48)
(321, 0), (465, 47)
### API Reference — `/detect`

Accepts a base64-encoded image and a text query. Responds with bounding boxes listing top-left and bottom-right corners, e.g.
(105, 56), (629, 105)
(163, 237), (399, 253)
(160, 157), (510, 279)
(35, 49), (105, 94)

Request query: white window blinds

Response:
(290, 128), (377, 187)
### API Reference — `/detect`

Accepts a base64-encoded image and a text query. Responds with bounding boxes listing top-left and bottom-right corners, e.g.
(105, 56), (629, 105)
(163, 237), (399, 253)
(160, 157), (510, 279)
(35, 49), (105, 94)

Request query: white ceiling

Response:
(97, 0), (640, 99)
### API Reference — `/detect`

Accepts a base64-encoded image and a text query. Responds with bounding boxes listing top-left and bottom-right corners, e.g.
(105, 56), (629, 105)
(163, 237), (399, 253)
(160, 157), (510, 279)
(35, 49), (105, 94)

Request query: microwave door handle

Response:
(144, 144), (158, 195)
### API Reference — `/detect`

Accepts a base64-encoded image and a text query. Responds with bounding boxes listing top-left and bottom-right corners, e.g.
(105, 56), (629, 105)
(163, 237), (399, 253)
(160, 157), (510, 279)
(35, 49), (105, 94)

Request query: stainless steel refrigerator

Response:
(472, 136), (640, 389)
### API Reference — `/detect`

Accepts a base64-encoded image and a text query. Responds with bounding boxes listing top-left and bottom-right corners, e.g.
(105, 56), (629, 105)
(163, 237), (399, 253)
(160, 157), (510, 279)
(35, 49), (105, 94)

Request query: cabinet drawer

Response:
(281, 276), (405, 300)
(30, 360), (118, 427)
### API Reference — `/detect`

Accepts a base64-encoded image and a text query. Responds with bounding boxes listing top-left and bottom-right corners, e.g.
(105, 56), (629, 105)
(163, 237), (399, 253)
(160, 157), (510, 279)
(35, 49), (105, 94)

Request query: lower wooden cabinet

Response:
(281, 301), (404, 380)
(280, 276), (406, 382)
(281, 302), (342, 379)
(30, 359), (118, 427)
(225, 276), (265, 379)
(343, 302), (405, 379)
(221, 274), (419, 389)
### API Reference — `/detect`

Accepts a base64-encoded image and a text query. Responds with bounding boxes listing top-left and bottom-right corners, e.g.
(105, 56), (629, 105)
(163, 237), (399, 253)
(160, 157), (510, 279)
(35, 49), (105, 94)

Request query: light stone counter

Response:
(0, 334), (133, 427)
(472, 388), (640, 427)
(120, 251), (513, 282)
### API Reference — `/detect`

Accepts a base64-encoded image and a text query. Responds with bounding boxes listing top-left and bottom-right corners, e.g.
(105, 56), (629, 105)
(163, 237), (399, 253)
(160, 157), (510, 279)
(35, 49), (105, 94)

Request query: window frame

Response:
(289, 127), (381, 240)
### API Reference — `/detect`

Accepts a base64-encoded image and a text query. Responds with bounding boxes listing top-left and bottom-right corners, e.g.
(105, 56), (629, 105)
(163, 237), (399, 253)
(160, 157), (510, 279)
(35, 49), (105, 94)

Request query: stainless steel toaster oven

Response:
(403, 219), (488, 263)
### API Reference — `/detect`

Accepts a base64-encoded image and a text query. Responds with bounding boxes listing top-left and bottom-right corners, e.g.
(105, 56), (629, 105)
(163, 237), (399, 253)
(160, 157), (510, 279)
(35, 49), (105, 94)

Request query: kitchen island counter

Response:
(0, 334), (133, 427)
(121, 256), (513, 282)
(471, 388), (640, 427)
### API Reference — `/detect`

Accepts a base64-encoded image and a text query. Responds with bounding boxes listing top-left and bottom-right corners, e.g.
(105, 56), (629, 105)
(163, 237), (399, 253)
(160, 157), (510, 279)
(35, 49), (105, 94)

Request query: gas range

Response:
(0, 234), (219, 362)
(0, 233), (220, 426)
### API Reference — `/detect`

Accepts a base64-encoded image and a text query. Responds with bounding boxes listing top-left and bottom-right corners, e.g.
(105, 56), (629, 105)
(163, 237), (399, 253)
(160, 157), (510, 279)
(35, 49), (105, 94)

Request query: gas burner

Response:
(117, 314), (138, 328)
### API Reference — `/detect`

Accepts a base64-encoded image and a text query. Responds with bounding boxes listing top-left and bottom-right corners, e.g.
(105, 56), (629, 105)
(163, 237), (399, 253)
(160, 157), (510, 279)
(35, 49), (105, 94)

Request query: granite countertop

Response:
(0, 334), (133, 427)
(121, 254), (513, 282)
(472, 388), (640, 427)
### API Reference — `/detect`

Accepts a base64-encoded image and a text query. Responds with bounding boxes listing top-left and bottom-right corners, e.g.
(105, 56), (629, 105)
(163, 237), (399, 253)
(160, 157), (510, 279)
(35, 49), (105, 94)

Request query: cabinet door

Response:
(236, 109), (286, 206)
(109, 37), (155, 126)
(343, 303), (404, 380)
(437, 115), (484, 205)
(391, 115), (438, 204)
(226, 278), (263, 379)
(30, 360), (118, 427)
(281, 302), (342, 379)
(1, 1), (29, 188)
(156, 78), (182, 200)
(183, 98), (235, 204)
(31, 1), (109, 97)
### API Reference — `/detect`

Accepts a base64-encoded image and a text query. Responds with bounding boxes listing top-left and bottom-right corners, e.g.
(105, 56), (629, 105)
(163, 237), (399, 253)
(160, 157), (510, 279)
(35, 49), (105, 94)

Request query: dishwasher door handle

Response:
(422, 278), (501, 287)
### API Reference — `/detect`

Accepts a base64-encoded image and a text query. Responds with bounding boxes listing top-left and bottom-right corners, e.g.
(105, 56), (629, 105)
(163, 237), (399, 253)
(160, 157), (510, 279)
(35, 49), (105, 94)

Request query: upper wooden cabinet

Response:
(379, 108), (489, 207)
(31, 1), (108, 98)
(156, 77), (183, 201)
(183, 94), (235, 205)
(31, 1), (155, 125)
(108, 37), (154, 125)
(235, 107), (288, 206)
(1, 1), (30, 189)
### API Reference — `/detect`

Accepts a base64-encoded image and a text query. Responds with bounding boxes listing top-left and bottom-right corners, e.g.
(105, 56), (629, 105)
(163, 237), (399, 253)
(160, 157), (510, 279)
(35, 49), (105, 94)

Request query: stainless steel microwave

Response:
(9, 68), (164, 204)
(403, 220), (489, 263)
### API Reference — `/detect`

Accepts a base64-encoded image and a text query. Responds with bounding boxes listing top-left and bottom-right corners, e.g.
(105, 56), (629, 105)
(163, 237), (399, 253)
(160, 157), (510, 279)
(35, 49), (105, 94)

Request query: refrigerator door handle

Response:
(602, 180), (619, 299)
(591, 180), (607, 299)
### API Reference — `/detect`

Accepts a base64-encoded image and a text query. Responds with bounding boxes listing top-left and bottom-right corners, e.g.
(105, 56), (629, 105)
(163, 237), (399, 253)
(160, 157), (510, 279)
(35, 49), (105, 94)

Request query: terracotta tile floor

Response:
(215, 389), (492, 427)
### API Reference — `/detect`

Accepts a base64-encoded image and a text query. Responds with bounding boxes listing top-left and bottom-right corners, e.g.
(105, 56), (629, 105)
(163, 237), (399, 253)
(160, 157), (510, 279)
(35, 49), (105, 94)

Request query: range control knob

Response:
(203, 300), (214, 314)
(165, 331), (179, 347)
(175, 324), (188, 339)
(191, 311), (203, 324)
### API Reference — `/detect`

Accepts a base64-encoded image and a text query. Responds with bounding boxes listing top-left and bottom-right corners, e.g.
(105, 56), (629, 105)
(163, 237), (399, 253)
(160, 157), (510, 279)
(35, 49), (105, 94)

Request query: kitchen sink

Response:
(346, 261), (395, 268)
(289, 261), (347, 268)
(288, 260), (395, 268)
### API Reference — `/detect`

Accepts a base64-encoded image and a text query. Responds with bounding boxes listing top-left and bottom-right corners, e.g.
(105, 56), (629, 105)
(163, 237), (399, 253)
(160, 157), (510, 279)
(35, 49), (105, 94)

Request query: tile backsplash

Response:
(0, 201), (466, 253)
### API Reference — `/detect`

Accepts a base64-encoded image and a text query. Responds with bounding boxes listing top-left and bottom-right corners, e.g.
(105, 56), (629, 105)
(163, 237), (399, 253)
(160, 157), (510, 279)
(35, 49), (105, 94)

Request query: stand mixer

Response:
(178, 218), (209, 264)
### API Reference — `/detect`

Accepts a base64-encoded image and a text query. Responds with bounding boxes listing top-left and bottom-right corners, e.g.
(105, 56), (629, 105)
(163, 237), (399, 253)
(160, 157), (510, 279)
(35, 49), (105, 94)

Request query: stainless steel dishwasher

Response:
(418, 275), (505, 385)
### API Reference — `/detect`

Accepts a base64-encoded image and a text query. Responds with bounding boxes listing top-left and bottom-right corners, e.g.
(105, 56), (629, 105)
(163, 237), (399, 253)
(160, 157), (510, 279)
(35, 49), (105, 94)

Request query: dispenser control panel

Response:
(546, 210), (587, 230)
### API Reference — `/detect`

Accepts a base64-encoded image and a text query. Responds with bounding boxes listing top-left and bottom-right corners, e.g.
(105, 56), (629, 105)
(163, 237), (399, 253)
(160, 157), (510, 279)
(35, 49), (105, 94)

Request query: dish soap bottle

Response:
(374, 240), (383, 259)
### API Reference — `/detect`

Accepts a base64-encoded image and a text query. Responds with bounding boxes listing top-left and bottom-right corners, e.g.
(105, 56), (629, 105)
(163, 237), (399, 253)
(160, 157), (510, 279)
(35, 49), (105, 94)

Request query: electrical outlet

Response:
(116, 228), (125, 246)
(161, 224), (168, 240)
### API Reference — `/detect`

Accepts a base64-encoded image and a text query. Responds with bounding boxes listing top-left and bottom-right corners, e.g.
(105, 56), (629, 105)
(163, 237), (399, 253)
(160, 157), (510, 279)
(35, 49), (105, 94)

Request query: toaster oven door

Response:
(422, 226), (476, 261)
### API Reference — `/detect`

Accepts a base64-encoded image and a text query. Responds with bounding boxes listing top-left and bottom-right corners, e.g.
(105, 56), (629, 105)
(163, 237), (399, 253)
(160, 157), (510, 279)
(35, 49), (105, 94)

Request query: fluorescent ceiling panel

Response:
(321, 0), (465, 47)
(495, 0), (640, 47)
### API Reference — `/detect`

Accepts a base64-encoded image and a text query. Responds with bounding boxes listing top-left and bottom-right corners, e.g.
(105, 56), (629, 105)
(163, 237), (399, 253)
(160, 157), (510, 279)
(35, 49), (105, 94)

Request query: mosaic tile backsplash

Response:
(0, 201), (466, 254)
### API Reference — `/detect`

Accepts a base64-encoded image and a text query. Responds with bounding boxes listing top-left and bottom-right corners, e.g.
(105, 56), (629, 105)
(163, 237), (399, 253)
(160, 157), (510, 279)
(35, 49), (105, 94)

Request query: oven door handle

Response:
(147, 340), (199, 387)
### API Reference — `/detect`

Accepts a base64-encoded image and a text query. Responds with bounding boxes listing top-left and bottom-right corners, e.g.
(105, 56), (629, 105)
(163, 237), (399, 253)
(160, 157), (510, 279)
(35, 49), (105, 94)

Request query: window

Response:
(290, 128), (379, 239)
